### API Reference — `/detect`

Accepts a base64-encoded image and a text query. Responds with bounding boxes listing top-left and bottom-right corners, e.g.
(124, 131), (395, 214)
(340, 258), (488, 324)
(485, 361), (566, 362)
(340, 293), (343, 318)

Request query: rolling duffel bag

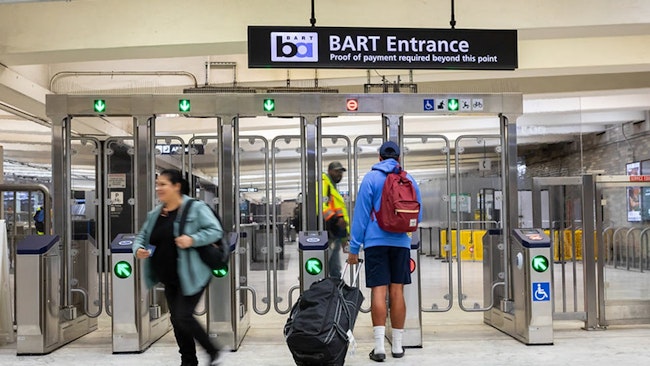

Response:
(284, 261), (364, 366)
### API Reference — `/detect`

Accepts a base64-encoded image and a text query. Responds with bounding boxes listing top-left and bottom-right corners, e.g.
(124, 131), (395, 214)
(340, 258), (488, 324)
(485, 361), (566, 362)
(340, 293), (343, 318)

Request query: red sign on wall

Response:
(629, 175), (650, 182)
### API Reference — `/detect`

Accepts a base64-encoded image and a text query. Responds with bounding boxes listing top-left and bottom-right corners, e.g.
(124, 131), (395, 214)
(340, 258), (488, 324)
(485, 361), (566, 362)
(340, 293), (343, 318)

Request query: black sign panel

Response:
(248, 26), (517, 70)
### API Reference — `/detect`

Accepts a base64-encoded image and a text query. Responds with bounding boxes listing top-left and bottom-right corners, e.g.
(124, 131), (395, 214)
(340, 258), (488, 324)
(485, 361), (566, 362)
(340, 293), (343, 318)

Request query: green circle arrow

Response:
(212, 265), (228, 278)
(305, 258), (323, 275)
(532, 255), (549, 272)
(114, 261), (132, 279)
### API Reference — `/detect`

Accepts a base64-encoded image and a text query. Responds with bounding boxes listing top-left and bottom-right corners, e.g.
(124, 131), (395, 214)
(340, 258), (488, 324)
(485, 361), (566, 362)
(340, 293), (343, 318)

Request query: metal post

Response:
(300, 114), (324, 291)
(501, 114), (519, 305)
(303, 115), (321, 233)
(383, 114), (402, 146)
(133, 116), (155, 227)
(52, 115), (74, 314)
(581, 174), (598, 329)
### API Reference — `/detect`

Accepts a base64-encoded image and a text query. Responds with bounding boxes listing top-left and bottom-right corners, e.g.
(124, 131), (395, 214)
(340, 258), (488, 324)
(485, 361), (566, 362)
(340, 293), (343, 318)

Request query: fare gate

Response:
(386, 231), (423, 347)
(483, 229), (553, 344)
(109, 234), (171, 353)
(186, 134), (253, 350)
(46, 93), (528, 348)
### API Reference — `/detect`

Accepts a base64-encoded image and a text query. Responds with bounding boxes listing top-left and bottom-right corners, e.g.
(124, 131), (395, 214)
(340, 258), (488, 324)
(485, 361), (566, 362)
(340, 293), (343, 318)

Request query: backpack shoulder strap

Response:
(177, 199), (195, 236)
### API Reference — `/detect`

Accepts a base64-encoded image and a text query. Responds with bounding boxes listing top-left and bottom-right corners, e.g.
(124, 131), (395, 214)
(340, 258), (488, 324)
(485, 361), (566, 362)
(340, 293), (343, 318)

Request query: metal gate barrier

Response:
(110, 233), (170, 352)
(532, 175), (650, 328)
(7, 174), (101, 354)
(483, 228), (553, 344)
(46, 92), (523, 349)
(103, 136), (176, 352)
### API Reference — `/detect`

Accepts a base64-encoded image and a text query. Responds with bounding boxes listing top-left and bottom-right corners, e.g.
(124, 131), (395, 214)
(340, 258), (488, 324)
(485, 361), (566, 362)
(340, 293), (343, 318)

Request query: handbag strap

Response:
(177, 199), (195, 237)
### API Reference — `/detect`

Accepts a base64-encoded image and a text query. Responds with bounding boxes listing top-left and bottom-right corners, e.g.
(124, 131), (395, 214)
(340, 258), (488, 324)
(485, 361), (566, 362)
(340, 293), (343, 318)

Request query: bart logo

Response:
(271, 32), (318, 62)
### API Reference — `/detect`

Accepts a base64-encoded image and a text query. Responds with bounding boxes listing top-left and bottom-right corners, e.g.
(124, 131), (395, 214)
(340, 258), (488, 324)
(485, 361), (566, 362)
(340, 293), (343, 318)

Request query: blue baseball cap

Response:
(379, 141), (400, 159)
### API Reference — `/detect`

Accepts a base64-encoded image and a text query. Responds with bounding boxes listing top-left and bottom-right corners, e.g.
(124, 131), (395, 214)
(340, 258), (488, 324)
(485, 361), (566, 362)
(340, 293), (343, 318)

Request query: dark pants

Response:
(164, 282), (218, 364)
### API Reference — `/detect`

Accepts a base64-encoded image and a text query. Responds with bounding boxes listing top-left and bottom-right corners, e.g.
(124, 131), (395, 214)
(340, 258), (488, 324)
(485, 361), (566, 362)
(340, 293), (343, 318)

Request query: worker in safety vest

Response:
(322, 161), (350, 278)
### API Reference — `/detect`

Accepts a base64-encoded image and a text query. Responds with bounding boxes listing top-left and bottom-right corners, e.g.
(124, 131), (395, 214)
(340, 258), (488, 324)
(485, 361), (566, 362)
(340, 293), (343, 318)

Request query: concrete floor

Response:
(2, 311), (650, 365)
(2, 239), (650, 365)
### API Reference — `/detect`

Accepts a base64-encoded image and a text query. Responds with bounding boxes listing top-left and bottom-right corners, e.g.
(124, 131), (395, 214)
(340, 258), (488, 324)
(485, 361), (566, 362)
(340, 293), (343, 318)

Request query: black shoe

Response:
(369, 349), (386, 362)
(392, 348), (405, 358)
(180, 356), (198, 366)
(209, 350), (223, 366)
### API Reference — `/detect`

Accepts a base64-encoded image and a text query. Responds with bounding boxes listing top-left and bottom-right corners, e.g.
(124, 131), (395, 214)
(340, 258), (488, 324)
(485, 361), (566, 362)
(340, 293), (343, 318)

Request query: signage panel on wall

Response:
(248, 26), (517, 70)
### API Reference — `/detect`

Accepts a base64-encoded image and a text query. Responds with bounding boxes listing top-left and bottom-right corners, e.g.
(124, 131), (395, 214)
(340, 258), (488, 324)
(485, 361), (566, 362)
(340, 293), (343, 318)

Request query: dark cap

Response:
(328, 161), (346, 172)
(379, 141), (400, 159)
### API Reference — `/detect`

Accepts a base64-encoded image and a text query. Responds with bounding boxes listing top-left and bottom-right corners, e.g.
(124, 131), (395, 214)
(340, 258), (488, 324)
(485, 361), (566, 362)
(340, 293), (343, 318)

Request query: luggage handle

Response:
(342, 258), (364, 287)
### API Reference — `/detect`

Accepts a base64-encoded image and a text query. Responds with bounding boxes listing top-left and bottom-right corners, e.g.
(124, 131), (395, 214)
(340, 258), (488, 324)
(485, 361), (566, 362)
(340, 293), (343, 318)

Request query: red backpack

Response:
(373, 167), (420, 233)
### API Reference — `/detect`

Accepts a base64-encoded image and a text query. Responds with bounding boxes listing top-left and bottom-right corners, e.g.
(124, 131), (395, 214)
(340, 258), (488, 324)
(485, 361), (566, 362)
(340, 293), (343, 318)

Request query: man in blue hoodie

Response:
(347, 141), (422, 362)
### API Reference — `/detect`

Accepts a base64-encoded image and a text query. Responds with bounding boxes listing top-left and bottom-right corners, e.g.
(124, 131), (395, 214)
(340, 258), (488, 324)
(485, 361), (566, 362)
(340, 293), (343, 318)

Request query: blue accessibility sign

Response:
(423, 99), (435, 111)
(532, 282), (551, 302)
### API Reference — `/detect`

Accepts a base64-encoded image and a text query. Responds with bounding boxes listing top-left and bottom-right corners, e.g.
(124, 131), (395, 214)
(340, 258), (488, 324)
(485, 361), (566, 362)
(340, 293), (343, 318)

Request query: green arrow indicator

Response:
(305, 257), (322, 275)
(94, 99), (106, 113)
(532, 255), (549, 272)
(114, 261), (132, 279)
(448, 98), (459, 111)
(212, 265), (228, 278)
(263, 99), (275, 112)
(179, 99), (191, 112)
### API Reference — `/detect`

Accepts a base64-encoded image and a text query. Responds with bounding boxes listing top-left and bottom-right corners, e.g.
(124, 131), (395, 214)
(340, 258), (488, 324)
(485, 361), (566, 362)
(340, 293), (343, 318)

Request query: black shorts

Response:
(364, 246), (411, 287)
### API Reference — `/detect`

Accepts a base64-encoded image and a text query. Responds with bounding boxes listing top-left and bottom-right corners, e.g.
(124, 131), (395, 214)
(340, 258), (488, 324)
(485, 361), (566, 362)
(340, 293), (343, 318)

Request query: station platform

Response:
(2, 239), (650, 365)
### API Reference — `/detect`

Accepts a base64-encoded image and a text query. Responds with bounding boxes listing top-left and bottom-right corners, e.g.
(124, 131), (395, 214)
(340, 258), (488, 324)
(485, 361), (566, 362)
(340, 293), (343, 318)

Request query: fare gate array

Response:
(35, 92), (533, 355)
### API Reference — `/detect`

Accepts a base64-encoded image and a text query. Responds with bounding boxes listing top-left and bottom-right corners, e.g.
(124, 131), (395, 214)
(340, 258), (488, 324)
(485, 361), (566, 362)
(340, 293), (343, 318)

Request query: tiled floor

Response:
(2, 239), (650, 365)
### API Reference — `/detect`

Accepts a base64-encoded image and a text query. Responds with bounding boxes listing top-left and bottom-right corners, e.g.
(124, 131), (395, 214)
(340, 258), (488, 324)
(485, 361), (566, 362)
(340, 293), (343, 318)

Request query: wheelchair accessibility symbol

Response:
(532, 282), (550, 301)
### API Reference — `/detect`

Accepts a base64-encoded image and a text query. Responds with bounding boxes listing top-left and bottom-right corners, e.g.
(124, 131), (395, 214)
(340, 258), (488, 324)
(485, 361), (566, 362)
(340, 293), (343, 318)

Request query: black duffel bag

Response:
(284, 263), (364, 366)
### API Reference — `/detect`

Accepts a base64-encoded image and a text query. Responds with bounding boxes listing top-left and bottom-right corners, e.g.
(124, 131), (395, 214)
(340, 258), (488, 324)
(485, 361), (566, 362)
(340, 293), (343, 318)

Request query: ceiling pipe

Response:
(49, 70), (199, 91)
(0, 100), (51, 129)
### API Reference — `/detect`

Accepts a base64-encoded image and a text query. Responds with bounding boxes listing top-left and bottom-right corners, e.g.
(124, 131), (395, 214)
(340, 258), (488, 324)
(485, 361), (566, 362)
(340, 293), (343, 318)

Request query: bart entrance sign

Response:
(248, 26), (517, 70)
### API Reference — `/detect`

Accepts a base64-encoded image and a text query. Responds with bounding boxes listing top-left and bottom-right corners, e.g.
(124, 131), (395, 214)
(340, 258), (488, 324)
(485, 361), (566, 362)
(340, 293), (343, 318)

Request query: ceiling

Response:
(1, 0), (650, 196)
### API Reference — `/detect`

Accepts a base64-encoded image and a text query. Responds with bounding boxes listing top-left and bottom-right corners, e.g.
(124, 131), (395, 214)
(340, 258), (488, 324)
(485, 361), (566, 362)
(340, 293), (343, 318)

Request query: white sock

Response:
(392, 328), (404, 354)
(373, 326), (386, 354)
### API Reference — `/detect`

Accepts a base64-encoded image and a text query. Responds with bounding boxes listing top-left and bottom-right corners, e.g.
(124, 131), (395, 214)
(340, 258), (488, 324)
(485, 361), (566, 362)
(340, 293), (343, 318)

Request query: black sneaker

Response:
(369, 349), (386, 362)
(209, 351), (223, 366)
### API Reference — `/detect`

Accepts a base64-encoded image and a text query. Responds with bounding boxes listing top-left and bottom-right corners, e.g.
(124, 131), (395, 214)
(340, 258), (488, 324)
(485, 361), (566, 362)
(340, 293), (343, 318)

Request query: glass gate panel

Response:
(237, 132), (271, 315)
(70, 137), (102, 318)
(402, 134), (453, 312)
(599, 183), (650, 325)
(454, 134), (503, 311)
(269, 123), (303, 314)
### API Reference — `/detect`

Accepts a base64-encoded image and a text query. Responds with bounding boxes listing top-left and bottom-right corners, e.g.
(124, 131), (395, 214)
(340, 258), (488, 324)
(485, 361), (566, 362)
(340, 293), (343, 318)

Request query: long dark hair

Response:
(159, 169), (190, 195)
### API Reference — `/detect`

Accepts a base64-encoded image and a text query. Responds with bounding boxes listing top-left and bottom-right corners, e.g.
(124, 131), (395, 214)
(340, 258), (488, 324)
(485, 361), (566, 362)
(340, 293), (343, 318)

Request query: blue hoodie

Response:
(349, 158), (422, 254)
